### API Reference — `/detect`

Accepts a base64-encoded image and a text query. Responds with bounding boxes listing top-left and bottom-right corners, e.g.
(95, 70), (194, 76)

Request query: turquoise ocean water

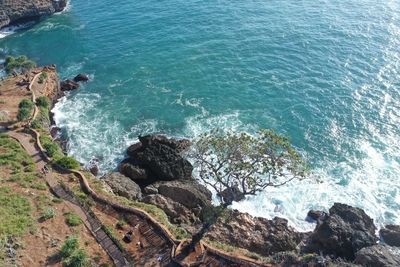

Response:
(1, 0), (399, 230)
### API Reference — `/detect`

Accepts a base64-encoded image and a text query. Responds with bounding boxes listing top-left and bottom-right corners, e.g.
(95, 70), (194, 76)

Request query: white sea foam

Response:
(0, 23), (34, 39)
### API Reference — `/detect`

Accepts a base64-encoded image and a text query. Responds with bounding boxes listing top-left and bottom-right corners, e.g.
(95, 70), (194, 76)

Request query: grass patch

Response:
(0, 134), (34, 173)
(31, 106), (50, 129)
(40, 207), (56, 221)
(39, 134), (63, 159)
(37, 72), (48, 84)
(0, 186), (33, 239)
(65, 212), (82, 227)
(59, 236), (90, 267)
(55, 156), (80, 170)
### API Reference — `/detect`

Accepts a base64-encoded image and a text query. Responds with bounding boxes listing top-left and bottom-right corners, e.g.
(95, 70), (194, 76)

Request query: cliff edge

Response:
(0, 0), (67, 29)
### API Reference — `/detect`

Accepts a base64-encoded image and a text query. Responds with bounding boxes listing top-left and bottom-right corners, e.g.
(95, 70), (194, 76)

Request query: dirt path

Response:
(8, 130), (131, 267)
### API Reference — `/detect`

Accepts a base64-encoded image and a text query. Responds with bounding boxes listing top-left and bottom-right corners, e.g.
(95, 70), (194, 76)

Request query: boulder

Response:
(355, 245), (400, 266)
(206, 210), (303, 257)
(142, 194), (200, 225)
(73, 73), (89, 82)
(380, 225), (400, 247)
(60, 79), (79, 91)
(102, 172), (142, 200)
(139, 135), (191, 154)
(217, 185), (245, 204)
(135, 141), (193, 181)
(150, 180), (212, 210)
(307, 210), (328, 222)
(306, 203), (378, 260)
(119, 159), (148, 182)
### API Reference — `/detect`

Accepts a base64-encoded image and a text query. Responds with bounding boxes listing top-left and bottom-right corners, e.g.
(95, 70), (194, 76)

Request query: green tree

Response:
(36, 96), (50, 108)
(181, 128), (307, 257)
(5, 55), (36, 73)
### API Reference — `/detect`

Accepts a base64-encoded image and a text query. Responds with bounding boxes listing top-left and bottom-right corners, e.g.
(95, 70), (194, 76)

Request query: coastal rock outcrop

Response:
(144, 180), (212, 210)
(142, 194), (200, 225)
(206, 210), (302, 257)
(60, 79), (79, 91)
(380, 225), (400, 247)
(0, 0), (67, 29)
(102, 172), (142, 200)
(306, 203), (378, 260)
(355, 244), (400, 266)
(120, 135), (193, 185)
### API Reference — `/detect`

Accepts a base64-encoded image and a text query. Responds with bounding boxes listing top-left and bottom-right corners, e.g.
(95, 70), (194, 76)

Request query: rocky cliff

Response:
(0, 0), (67, 29)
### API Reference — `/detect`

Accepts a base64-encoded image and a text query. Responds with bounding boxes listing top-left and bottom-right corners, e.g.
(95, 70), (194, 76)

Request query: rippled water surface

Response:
(1, 0), (399, 230)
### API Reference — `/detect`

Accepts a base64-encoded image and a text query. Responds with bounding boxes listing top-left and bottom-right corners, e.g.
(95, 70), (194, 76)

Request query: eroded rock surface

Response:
(0, 0), (67, 29)
(380, 225), (400, 247)
(355, 244), (400, 267)
(102, 172), (142, 200)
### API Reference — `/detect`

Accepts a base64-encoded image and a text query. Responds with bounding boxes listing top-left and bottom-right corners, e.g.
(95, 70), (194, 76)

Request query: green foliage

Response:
(0, 186), (33, 239)
(102, 225), (125, 251)
(19, 99), (34, 110)
(44, 142), (62, 158)
(65, 213), (82, 226)
(17, 99), (34, 122)
(55, 157), (80, 170)
(60, 236), (79, 258)
(191, 128), (308, 205)
(37, 72), (48, 84)
(36, 96), (50, 108)
(63, 249), (90, 267)
(116, 220), (125, 230)
(5, 55), (36, 73)
(41, 208), (56, 221)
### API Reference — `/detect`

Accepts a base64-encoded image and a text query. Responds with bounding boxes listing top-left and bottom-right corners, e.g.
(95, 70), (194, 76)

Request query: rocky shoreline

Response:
(49, 70), (400, 266)
(0, 0), (68, 29)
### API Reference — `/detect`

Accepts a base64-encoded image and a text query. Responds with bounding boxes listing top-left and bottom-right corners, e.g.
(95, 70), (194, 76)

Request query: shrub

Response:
(44, 142), (62, 158)
(36, 96), (50, 108)
(17, 108), (32, 121)
(55, 156), (80, 170)
(63, 249), (90, 267)
(65, 213), (82, 226)
(19, 99), (34, 109)
(41, 208), (56, 221)
(60, 236), (79, 258)
(38, 72), (48, 84)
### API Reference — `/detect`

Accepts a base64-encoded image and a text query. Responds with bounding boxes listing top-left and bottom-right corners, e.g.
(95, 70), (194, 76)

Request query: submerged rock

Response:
(60, 79), (79, 91)
(102, 172), (142, 200)
(306, 203), (377, 260)
(73, 73), (89, 82)
(380, 225), (400, 247)
(355, 244), (400, 266)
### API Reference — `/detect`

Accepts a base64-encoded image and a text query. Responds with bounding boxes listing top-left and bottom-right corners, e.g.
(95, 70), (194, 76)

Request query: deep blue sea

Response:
(1, 0), (399, 230)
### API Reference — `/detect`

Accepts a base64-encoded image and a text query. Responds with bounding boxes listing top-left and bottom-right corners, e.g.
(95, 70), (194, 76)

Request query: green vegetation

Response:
(17, 99), (35, 121)
(102, 225), (125, 251)
(60, 236), (79, 258)
(38, 72), (48, 84)
(36, 96), (51, 109)
(5, 55), (36, 73)
(0, 186), (33, 239)
(55, 156), (80, 170)
(39, 134), (63, 159)
(41, 207), (56, 221)
(65, 212), (82, 227)
(116, 220), (126, 230)
(0, 111), (9, 122)
(0, 134), (34, 172)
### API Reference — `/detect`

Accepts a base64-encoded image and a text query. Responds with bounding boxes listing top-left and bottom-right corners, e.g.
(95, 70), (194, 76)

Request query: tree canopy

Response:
(4, 55), (36, 73)
(190, 129), (307, 205)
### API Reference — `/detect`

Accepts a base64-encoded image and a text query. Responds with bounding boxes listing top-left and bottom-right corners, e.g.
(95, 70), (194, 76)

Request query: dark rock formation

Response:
(121, 135), (193, 184)
(142, 194), (200, 225)
(146, 180), (212, 210)
(119, 159), (148, 182)
(60, 79), (79, 91)
(102, 172), (142, 200)
(73, 73), (89, 82)
(380, 225), (400, 247)
(87, 158), (100, 176)
(0, 0), (67, 29)
(355, 244), (400, 266)
(307, 210), (328, 222)
(217, 185), (245, 204)
(306, 203), (378, 260)
(135, 141), (193, 181)
(206, 210), (302, 257)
